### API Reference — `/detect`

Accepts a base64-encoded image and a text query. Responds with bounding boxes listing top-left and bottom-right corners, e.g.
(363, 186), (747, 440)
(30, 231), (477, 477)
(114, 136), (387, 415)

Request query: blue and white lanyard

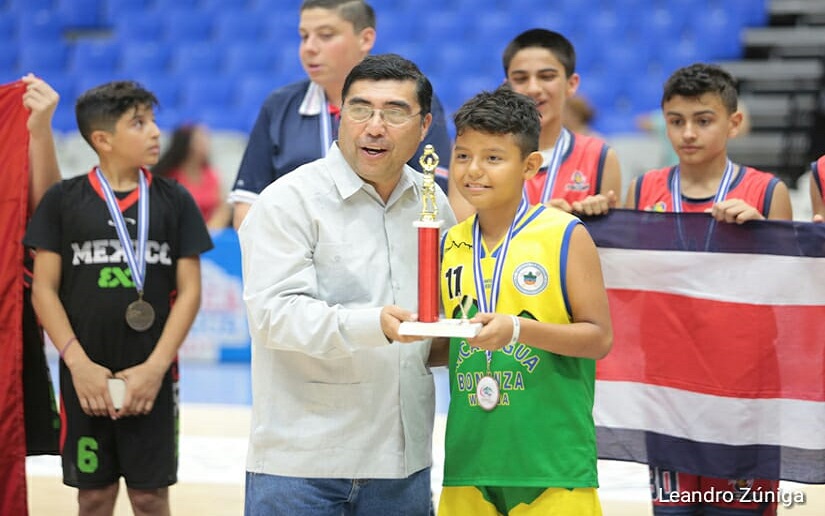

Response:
(529, 127), (571, 204)
(96, 168), (149, 294)
(319, 91), (333, 157)
(472, 198), (529, 363)
(670, 159), (735, 212)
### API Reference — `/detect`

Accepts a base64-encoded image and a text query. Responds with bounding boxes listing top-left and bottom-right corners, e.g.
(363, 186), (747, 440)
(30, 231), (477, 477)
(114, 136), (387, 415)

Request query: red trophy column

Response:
(414, 144), (442, 323)
(416, 221), (440, 322)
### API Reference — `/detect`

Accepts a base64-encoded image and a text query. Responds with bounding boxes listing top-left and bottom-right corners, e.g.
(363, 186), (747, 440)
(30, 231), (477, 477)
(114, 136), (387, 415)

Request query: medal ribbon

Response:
(319, 91), (333, 157)
(96, 168), (149, 295)
(670, 159), (735, 213)
(528, 127), (571, 204)
(472, 198), (529, 366)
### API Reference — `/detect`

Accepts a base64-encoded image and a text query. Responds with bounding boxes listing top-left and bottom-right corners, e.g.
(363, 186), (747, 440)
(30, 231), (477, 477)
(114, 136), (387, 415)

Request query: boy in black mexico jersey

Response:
(24, 81), (213, 516)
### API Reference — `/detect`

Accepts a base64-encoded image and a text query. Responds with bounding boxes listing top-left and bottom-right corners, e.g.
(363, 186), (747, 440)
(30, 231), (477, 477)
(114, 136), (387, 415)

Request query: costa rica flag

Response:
(586, 210), (825, 483)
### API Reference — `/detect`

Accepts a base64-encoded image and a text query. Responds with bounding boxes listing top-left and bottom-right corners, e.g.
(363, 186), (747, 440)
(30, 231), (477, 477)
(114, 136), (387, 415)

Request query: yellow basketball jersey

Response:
(439, 204), (599, 487)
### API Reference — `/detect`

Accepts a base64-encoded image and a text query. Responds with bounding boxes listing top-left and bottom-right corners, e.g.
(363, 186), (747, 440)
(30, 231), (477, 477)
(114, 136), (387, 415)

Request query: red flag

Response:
(0, 81), (31, 516)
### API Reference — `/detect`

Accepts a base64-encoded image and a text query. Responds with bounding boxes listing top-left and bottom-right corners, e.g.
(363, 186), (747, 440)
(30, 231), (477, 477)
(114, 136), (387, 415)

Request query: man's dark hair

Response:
(75, 80), (158, 147)
(502, 28), (576, 77)
(453, 86), (541, 158)
(342, 53), (433, 116)
(662, 63), (739, 113)
(300, 0), (376, 32)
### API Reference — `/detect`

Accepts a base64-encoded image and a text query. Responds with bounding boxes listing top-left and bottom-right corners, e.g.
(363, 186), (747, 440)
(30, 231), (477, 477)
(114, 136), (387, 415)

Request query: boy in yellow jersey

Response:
(434, 87), (613, 516)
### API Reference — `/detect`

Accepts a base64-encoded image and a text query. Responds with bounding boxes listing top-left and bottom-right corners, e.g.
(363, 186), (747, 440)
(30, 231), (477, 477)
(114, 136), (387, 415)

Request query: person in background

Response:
(808, 154), (825, 221)
(637, 99), (752, 170)
(21, 74), (62, 457)
(626, 63), (791, 516)
(563, 94), (598, 136)
(26, 80), (213, 516)
(154, 124), (232, 230)
(230, 0), (452, 230)
(448, 29), (621, 221)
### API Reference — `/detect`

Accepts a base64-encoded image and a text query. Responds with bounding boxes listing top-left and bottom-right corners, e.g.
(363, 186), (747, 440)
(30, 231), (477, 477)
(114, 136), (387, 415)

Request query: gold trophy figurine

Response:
(419, 144), (439, 223)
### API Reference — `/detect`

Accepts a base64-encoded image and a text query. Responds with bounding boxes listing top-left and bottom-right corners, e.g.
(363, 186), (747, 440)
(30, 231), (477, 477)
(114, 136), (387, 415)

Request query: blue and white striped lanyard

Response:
(472, 199), (529, 363)
(96, 168), (149, 295)
(670, 159), (735, 212)
(529, 127), (570, 204)
(319, 91), (333, 157)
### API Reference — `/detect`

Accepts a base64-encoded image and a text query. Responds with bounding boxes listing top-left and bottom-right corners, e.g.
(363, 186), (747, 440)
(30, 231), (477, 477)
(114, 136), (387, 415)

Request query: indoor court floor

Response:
(26, 363), (825, 515)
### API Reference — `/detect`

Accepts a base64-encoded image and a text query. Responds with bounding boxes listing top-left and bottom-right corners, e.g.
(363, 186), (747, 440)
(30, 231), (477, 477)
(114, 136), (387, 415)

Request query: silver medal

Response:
(476, 375), (500, 411)
(125, 298), (155, 332)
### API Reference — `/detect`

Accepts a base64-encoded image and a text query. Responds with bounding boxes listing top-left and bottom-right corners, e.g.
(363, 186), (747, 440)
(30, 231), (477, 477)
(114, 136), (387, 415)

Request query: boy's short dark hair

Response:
(300, 0), (375, 32)
(75, 80), (158, 147)
(453, 86), (541, 158)
(342, 53), (433, 116)
(662, 63), (739, 114)
(502, 28), (576, 78)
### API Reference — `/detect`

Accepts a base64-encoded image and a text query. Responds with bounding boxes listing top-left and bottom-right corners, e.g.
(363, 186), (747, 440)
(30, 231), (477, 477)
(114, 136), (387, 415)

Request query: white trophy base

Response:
(398, 319), (482, 338)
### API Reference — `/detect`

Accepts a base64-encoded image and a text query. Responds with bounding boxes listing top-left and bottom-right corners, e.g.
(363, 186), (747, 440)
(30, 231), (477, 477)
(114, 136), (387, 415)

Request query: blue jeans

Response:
(244, 468), (433, 516)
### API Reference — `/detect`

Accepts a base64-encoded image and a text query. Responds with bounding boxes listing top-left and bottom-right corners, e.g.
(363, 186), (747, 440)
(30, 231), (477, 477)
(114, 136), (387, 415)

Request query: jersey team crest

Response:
(565, 170), (590, 191)
(513, 262), (549, 295)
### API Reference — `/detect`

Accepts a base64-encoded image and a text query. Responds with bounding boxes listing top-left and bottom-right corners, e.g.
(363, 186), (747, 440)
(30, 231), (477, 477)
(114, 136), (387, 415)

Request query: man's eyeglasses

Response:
(343, 105), (422, 127)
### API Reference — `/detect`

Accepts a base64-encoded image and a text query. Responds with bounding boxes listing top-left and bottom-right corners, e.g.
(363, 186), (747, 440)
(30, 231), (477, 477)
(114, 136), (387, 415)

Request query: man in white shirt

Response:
(239, 53), (456, 516)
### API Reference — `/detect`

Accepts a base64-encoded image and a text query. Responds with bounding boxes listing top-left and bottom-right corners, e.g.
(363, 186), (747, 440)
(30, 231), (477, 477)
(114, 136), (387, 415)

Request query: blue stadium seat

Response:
(624, 73), (665, 114)
(414, 9), (469, 47)
(688, 7), (743, 60)
(649, 39), (702, 78)
(112, 13), (165, 43)
(154, 106), (185, 131)
(225, 43), (280, 75)
(37, 72), (76, 103)
(120, 43), (172, 74)
(236, 75), (274, 110)
(575, 73), (619, 117)
(170, 43), (224, 75)
(69, 40), (121, 74)
(17, 42), (68, 76)
(74, 72), (131, 97)
(0, 41), (19, 73)
(634, 7), (688, 45)
(592, 111), (637, 136)
(198, 107), (252, 132)
(274, 42), (305, 83)
(453, 75), (500, 112)
(52, 102), (78, 133)
(263, 11), (297, 44)
(126, 73), (181, 113)
(374, 12), (416, 47)
(179, 76), (235, 112)
(389, 42), (434, 74)
(58, 0), (105, 30)
(723, 0), (768, 27)
(18, 10), (65, 41)
(163, 10), (215, 44)
(215, 12), (267, 43)
(7, 0), (56, 13)
(105, 0), (155, 23)
(0, 12), (18, 42)
(433, 44), (488, 77)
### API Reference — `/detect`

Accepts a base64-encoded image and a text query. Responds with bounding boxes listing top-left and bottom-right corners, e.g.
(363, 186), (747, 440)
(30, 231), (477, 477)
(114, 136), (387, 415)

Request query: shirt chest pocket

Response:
(314, 242), (372, 305)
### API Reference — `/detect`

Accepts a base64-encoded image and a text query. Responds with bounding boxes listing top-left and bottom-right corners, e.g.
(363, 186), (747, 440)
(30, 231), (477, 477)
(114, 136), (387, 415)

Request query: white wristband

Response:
(509, 315), (520, 346)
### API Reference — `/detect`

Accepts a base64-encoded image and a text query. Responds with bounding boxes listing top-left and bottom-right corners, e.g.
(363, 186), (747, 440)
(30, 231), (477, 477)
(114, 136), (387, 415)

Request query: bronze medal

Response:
(125, 298), (155, 332)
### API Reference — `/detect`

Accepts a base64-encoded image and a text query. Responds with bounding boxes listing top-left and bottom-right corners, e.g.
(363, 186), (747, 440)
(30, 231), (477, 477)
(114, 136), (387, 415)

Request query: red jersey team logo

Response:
(565, 170), (590, 192)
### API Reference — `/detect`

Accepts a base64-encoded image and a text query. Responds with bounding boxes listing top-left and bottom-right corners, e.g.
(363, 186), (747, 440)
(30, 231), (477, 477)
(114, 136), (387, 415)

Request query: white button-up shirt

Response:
(239, 143), (455, 478)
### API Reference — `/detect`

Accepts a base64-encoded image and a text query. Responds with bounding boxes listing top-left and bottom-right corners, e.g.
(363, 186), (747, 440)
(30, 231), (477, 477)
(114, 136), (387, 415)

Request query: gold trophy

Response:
(399, 145), (481, 338)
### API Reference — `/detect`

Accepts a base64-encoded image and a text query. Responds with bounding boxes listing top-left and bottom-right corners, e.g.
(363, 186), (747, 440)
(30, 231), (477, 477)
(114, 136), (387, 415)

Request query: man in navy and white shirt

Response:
(230, 0), (451, 229)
